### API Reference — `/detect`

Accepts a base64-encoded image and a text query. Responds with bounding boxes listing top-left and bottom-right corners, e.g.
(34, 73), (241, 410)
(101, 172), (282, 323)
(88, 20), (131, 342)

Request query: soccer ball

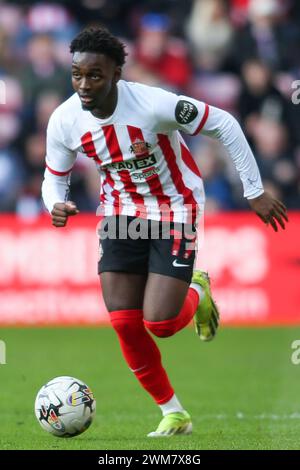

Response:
(34, 376), (96, 437)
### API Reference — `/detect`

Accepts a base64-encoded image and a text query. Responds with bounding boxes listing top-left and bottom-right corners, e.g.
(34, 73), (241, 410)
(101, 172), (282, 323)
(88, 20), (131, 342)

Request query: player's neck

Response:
(91, 85), (118, 119)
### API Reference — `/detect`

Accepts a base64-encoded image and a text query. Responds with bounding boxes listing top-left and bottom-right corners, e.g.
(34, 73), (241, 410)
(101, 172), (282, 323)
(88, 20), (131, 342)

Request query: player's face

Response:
(72, 52), (121, 115)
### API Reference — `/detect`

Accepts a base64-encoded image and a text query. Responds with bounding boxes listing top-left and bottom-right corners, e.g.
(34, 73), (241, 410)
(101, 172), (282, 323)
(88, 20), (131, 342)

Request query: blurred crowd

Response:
(0, 0), (300, 216)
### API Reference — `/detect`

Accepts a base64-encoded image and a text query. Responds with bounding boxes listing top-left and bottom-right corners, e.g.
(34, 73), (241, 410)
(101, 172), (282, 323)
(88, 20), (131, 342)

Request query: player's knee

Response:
(143, 317), (177, 338)
(105, 300), (138, 313)
(144, 320), (176, 338)
(109, 310), (143, 337)
(143, 307), (179, 324)
(106, 302), (124, 313)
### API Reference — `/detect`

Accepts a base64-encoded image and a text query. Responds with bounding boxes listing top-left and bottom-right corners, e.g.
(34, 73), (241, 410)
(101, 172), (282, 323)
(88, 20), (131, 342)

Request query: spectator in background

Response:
(60, 0), (136, 38)
(16, 91), (65, 216)
(0, 144), (25, 212)
(127, 13), (192, 92)
(231, 0), (300, 72)
(228, 0), (250, 27)
(185, 0), (233, 72)
(26, 2), (74, 38)
(193, 142), (235, 211)
(20, 34), (70, 110)
(184, 0), (238, 115)
(34, 91), (64, 132)
(251, 118), (299, 207)
(0, 3), (24, 73)
(0, 0), (298, 215)
(16, 132), (46, 217)
(238, 57), (295, 145)
(0, 75), (26, 212)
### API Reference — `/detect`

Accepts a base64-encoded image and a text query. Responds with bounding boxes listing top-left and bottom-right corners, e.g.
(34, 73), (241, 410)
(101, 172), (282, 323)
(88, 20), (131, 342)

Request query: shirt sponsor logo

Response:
(109, 154), (157, 171)
(132, 167), (158, 180)
(175, 100), (198, 124)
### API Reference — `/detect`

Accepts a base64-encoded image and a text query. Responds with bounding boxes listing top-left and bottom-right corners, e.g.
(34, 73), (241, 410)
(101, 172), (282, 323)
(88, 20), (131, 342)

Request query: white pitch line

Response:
(199, 413), (300, 420)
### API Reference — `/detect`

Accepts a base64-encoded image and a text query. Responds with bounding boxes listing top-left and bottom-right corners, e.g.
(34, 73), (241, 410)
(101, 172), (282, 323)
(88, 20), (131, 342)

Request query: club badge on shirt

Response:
(129, 139), (151, 158)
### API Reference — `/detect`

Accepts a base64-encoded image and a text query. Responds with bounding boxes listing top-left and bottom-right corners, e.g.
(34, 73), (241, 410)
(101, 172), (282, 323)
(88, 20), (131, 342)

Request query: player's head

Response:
(70, 27), (127, 111)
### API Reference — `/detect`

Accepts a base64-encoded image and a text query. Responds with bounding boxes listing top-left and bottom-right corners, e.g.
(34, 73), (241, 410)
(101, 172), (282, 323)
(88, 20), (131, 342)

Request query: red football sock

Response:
(109, 309), (174, 404)
(144, 288), (199, 338)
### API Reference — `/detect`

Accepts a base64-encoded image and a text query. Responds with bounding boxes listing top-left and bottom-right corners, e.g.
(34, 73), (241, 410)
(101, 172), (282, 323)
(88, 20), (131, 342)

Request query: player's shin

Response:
(109, 309), (174, 404)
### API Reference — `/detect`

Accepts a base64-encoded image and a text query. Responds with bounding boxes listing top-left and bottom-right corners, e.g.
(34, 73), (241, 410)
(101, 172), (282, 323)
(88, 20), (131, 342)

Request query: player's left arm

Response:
(151, 89), (288, 231)
(198, 105), (288, 232)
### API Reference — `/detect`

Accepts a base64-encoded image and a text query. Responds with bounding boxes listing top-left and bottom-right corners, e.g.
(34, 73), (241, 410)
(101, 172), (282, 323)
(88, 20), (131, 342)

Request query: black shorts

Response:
(98, 216), (197, 283)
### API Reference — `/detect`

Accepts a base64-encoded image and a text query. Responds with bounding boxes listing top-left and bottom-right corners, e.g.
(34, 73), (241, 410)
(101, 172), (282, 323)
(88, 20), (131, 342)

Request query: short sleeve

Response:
(45, 109), (76, 176)
(152, 87), (209, 135)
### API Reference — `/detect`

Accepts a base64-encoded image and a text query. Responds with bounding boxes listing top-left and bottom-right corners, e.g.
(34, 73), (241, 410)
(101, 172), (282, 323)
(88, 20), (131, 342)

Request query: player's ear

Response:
(114, 65), (122, 83)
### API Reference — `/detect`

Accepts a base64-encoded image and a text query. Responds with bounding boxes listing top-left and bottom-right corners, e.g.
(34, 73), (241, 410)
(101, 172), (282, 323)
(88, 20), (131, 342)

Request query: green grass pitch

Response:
(0, 326), (299, 450)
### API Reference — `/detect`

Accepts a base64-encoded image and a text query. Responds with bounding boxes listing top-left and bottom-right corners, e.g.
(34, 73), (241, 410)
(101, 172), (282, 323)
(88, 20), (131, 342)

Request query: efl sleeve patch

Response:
(175, 100), (198, 125)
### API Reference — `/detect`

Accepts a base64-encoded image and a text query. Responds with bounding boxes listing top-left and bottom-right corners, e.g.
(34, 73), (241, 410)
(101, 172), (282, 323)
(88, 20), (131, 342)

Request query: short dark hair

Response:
(70, 27), (127, 67)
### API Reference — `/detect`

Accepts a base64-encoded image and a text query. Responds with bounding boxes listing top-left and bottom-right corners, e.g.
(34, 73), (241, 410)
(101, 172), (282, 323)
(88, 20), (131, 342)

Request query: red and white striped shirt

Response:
(42, 80), (264, 222)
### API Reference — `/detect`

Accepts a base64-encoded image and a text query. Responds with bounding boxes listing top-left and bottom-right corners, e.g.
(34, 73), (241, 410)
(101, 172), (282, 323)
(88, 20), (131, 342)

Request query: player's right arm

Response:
(50, 202), (80, 227)
(41, 109), (79, 227)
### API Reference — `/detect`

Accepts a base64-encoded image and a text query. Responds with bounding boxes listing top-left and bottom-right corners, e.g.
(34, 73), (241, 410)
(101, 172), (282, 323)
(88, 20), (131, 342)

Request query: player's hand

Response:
(248, 192), (288, 232)
(51, 201), (80, 228)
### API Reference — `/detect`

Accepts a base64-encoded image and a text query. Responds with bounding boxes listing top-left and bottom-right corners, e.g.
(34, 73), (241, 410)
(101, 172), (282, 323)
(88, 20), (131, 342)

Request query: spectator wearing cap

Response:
(129, 13), (192, 92)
